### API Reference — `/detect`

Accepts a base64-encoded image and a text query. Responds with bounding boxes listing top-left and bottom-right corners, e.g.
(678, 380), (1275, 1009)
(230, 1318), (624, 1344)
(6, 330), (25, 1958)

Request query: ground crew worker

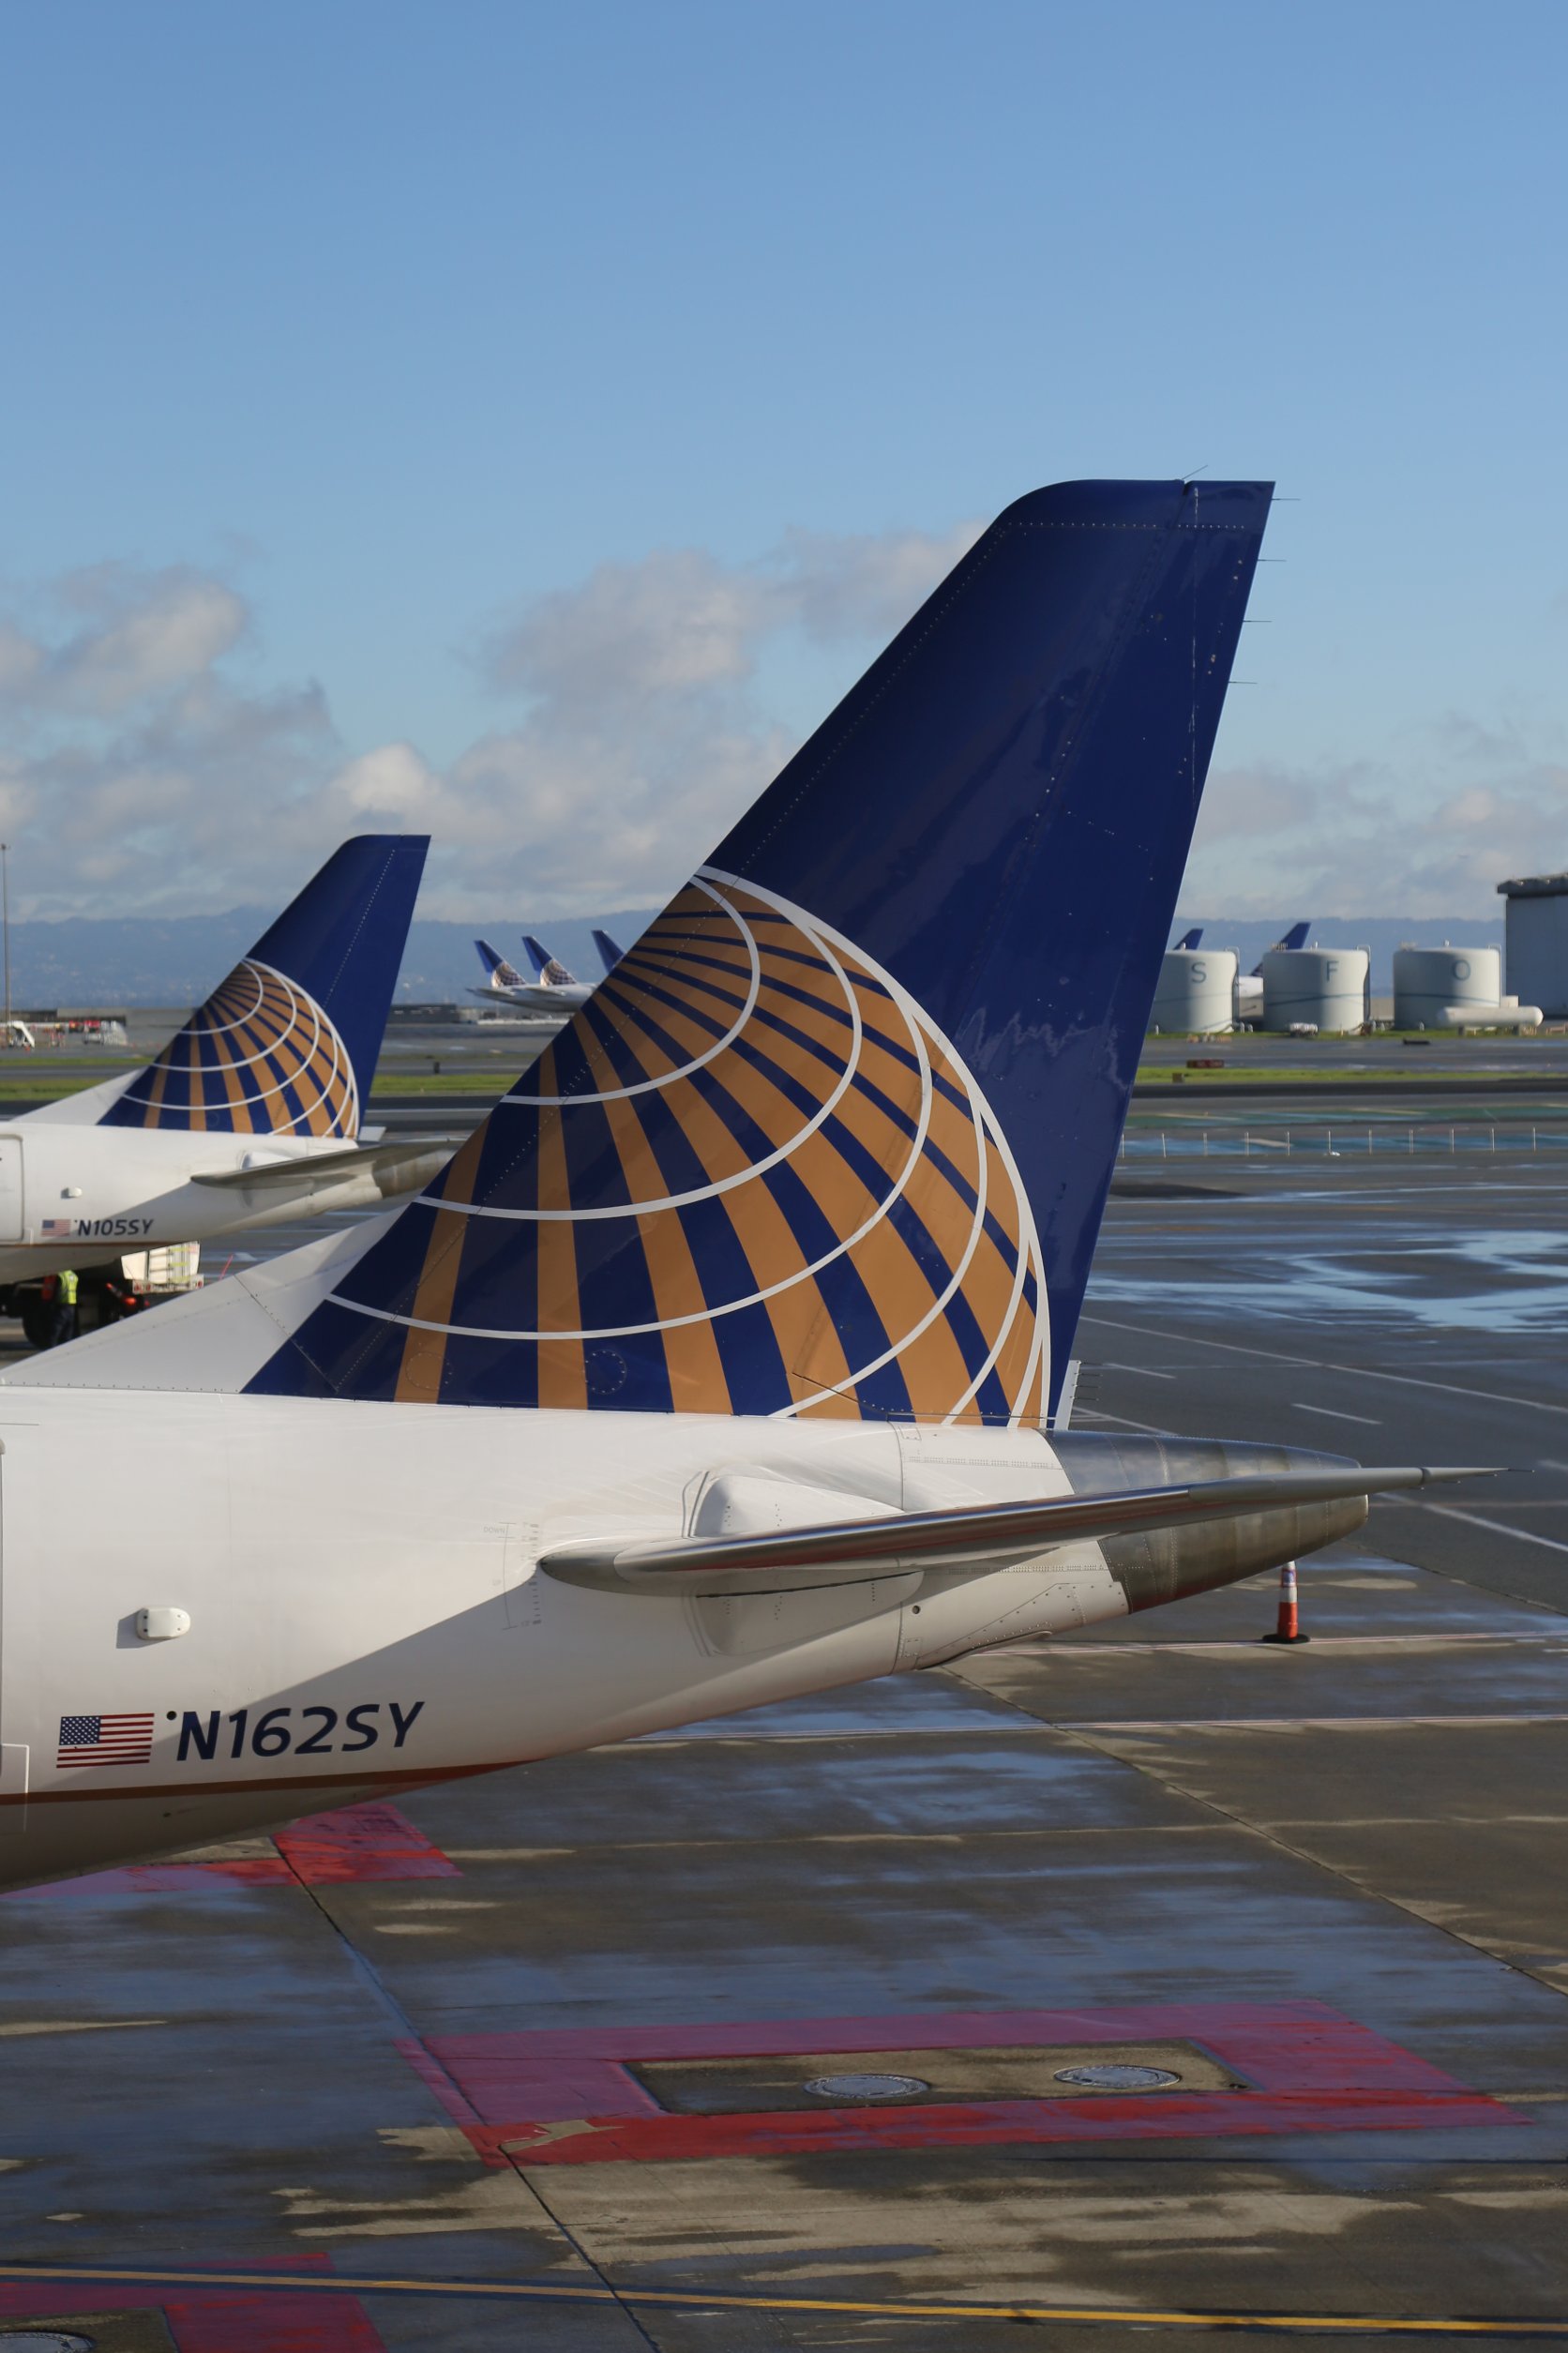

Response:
(42, 1267), (79, 1348)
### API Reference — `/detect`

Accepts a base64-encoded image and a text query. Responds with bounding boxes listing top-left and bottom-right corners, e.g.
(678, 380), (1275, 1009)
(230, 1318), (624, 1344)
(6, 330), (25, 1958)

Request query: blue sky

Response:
(2, 0), (1565, 920)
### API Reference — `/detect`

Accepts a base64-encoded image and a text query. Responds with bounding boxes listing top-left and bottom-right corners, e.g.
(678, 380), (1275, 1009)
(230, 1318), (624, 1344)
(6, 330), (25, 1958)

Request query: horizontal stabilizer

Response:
(539, 1465), (1495, 1596)
(190, 1136), (457, 1194)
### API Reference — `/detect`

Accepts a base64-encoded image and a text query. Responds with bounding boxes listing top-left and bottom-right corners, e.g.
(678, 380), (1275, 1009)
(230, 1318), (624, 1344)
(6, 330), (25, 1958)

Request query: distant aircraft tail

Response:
(592, 928), (626, 974)
(475, 939), (525, 989)
(248, 480), (1270, 1416)
(1251, 918), (1310, 974)
(522, 935), (578, 988)
(1174, 928), (1203, 950)
(100, 837), (428, 1138)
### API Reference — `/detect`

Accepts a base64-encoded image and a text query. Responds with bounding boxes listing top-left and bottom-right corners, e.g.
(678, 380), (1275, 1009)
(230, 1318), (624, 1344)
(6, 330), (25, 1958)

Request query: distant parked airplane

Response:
(467, 937), (591, 1017)
(520, 937), (595, 1012)
(592, 928), (626, 974)
(1173, 928), (1203, 950)
(468, 939), (529, 1001)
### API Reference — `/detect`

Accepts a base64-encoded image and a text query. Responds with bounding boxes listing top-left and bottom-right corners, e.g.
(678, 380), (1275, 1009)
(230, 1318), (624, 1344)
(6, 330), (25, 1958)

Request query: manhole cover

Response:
(1054, 2063), (1182, 2090)
(803, 2072), (931, 2102)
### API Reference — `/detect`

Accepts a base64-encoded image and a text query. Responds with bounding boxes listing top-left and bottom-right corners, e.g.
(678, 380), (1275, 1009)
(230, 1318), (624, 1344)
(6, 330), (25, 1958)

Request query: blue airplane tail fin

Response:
(475, 940), (525, 988)
(1251, 919), (1311, 975)
(102, 836), (428, 1138)
(591, 928), (626, 974)
(249, 481), (1269, 1415)
(522, 935), (576, 988)
(1174, 927), (1203, 950)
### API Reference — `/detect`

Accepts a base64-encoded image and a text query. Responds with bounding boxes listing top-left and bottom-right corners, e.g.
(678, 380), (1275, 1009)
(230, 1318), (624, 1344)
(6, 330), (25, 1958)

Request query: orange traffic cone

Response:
(1260, 1559), (1309, 1645)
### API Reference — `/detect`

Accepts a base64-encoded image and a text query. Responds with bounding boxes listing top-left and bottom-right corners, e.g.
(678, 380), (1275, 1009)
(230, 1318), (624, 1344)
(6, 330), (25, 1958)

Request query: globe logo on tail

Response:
(327, 870), (1047, 1423)
(103, 958), (359, 1137)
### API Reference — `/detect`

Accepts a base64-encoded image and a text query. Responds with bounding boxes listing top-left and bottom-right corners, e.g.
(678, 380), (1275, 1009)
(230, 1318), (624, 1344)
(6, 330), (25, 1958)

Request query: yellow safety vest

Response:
(58, 1269), (78, 1305)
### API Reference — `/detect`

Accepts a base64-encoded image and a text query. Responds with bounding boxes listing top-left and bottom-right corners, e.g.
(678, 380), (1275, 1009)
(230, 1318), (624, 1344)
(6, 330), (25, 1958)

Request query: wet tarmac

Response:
(2, 1140), (1567, 2345)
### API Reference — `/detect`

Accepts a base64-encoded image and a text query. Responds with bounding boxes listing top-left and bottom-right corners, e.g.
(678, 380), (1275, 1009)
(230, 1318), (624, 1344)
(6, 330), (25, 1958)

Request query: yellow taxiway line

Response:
(1, 2261), (1566, 2335)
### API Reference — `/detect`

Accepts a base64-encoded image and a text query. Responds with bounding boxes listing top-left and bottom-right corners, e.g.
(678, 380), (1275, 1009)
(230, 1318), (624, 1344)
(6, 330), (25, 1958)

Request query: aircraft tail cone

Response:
(1259, 1557), (1310, 1645)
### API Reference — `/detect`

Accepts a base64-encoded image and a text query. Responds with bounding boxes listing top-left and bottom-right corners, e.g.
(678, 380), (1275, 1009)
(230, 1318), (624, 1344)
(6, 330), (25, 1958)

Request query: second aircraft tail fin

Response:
(522, 936), (578, 988)
(475, 939), (525, 989)
(101, 836), (427, 1139)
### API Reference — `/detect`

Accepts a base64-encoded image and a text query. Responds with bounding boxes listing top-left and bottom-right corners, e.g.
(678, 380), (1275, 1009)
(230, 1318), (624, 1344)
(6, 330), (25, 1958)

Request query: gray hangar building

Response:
(1498, 872), (1568, 1018)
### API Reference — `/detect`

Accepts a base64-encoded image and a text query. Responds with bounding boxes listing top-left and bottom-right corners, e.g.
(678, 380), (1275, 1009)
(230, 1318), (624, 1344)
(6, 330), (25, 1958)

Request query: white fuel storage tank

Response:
(1393, 944), (1501, 1029)
(1149, 947), (1237, 1034)
(1260, 946), (1369, 1033)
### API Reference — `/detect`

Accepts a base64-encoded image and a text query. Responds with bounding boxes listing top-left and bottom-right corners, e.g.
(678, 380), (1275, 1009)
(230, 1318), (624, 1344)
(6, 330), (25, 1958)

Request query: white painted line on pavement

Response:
(1080, 1311), (1568, 1418)
(1393, 1501), (1568, 1558)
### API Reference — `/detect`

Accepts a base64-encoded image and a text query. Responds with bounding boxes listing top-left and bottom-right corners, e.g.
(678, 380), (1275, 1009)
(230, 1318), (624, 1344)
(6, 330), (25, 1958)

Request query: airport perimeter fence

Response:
(1120, 1124), (1568, 1160)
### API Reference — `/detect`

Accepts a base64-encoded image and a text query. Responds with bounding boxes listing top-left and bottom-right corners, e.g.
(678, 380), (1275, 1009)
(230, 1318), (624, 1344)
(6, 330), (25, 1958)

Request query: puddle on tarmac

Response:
(1091, 1229), (1568, 1333)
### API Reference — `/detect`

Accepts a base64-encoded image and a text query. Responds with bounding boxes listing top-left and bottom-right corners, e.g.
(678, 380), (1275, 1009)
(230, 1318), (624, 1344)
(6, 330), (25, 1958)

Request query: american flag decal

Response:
(40, 1218), (75, 1237)
(57, 1713), (155, 1769)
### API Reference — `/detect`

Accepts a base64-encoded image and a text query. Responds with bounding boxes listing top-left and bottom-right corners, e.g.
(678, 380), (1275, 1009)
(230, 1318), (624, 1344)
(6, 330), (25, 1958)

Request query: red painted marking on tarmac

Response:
(0, 2252), (387, 2349)
(398, 2000), (1525, 2166)
(274, 1801), (460, 1882)
(6, 1802), (459, 1899)
(485, 2086), (1522, 2166)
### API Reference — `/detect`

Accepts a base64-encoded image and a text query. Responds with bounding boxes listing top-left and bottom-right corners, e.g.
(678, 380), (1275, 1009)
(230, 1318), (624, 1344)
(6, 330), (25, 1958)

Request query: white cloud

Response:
(8, 565), (249, 716)
(422, 520), (986, 916)
(772, 522), (984, 644)
(332, 742), (443, 820)
(477, 522), (981, 714)
(485, 550), (768, 706)
(31, 519), (1558, 932)
(1184, 716), (1568, 917)
(0, 525), (981, 919)
(0, 562), (339, 917)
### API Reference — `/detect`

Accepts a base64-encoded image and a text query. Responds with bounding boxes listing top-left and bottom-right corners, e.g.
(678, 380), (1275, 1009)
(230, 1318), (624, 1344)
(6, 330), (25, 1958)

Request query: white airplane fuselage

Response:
(466, 980), (592, 1015)
(0, 1394), (1120, 1888)
(0, 1120), (443, 1283)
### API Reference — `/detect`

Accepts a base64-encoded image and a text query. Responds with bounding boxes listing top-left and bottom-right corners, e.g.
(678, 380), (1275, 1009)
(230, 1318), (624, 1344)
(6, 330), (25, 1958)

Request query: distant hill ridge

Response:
(2, 909), (662, 1006)
(0, 907), (1505, 1006)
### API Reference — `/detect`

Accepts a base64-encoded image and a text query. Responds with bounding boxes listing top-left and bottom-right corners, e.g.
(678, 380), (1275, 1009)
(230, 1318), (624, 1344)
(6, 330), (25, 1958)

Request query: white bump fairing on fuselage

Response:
(0, 1389), (1113, 1888)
